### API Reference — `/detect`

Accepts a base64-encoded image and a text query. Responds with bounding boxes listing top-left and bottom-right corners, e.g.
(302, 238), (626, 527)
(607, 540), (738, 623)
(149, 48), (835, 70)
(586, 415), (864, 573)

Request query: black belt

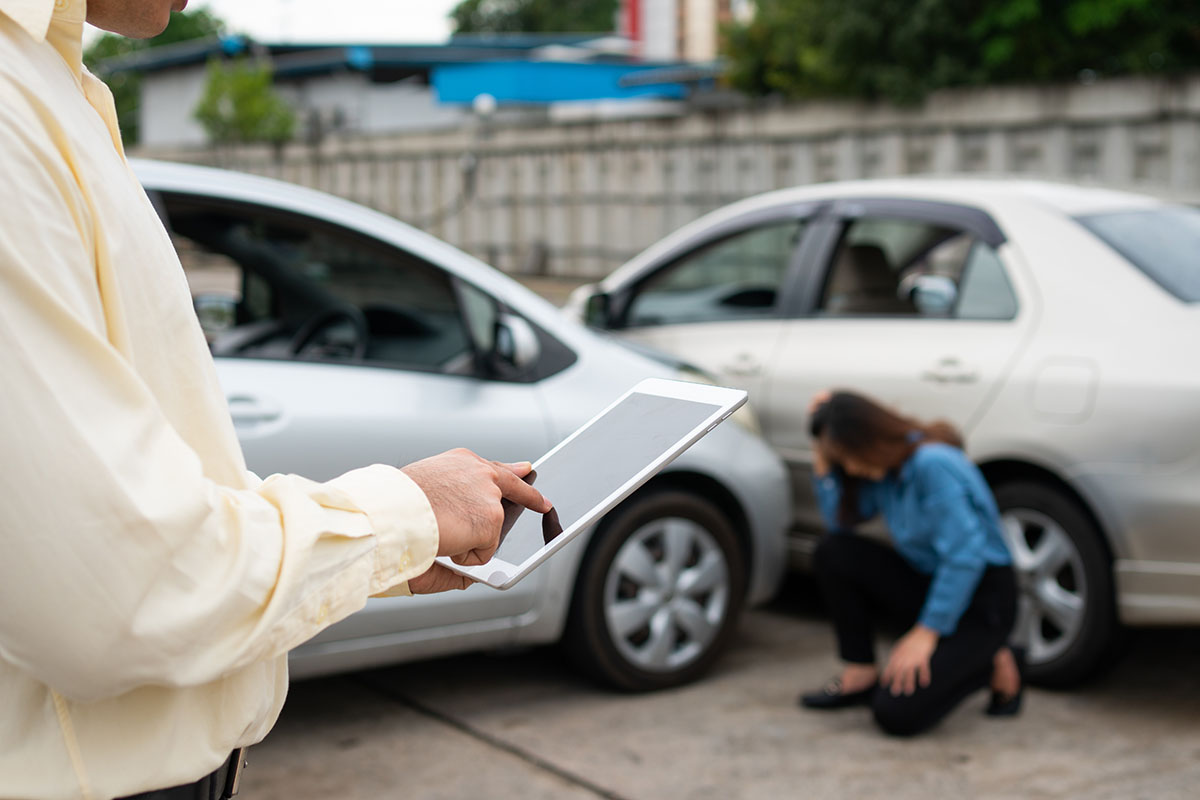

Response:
(118, 749), (246, 800)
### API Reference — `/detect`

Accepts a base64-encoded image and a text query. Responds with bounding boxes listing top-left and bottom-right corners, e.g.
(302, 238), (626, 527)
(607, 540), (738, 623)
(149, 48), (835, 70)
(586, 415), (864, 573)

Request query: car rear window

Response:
(1075, 206), (1200, 302)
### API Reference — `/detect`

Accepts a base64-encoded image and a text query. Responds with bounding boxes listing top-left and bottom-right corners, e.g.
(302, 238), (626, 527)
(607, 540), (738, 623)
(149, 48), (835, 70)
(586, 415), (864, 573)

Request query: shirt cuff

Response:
(917, 607), (959, 636)
(327, 464), (439, 596)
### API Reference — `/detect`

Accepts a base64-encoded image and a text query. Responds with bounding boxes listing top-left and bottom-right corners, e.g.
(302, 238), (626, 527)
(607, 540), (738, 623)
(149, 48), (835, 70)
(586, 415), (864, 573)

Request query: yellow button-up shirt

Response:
(0, 3), (440, 798)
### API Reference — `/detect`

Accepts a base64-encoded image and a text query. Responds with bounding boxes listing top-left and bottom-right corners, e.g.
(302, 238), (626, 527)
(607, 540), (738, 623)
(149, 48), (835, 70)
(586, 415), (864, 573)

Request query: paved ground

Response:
(239, 576), (1200, 800)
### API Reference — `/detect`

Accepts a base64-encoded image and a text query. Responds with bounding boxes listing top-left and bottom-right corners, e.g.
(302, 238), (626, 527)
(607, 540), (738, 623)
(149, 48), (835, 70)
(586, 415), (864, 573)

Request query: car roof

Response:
(710, 176), (1163, 218)
(131, 158), (601, 350)
(595, 176), (1167, 291)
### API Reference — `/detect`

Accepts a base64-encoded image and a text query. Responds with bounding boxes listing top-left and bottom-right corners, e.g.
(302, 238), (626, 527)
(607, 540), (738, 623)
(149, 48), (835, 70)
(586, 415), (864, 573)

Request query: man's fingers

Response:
(495, 465), (551, 513)
(408, 563), (475, 594)
(918, 660), (932, 689)
(497, 460), (534, 478)
(452, 547), (494, 567)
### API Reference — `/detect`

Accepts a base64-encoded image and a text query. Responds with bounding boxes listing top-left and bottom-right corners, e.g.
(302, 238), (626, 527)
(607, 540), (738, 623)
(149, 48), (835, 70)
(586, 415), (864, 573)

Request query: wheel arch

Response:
(633, 470), (754, 583)
(979, 458), (1116, 565)
(564, 470), (754, 614)
(560, 471), (751, 690)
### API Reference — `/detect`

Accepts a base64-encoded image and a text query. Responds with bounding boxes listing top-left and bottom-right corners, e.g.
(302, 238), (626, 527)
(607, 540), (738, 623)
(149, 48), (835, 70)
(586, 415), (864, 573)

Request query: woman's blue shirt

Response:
(813, 442), (1012, 635)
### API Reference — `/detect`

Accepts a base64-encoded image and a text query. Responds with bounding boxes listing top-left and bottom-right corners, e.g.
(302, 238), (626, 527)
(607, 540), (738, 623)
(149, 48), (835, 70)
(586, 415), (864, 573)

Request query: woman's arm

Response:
(914, 461), (991, 635)
(811, 465), (880, 532)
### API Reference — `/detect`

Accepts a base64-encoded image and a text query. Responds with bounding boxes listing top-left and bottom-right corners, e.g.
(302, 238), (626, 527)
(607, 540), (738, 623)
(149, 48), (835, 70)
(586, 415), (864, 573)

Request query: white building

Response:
(621, 0), (754, 62)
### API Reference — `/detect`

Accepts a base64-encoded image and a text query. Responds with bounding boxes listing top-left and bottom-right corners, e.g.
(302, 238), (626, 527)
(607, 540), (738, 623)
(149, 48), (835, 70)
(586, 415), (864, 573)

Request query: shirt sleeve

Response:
(914, 459), (989, 635)
(812, 470), (879, 532)
(0, 99), (439, 702)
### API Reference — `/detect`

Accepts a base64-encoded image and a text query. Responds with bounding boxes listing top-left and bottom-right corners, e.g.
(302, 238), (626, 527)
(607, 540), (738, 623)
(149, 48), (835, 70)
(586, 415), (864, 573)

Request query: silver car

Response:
(567, 178), (1200, 686)
(133, 159), (789, 691)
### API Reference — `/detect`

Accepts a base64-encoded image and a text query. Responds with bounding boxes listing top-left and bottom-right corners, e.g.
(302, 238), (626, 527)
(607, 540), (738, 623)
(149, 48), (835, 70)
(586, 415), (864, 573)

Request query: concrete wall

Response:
(136, 74), (1200, 280)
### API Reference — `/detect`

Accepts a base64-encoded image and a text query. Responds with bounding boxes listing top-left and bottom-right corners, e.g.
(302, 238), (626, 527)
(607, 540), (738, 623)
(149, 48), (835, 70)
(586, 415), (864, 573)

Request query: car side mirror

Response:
(906, 275), (958, 316)
(583, 291), (611, 328)
(494, 313), (541, 372)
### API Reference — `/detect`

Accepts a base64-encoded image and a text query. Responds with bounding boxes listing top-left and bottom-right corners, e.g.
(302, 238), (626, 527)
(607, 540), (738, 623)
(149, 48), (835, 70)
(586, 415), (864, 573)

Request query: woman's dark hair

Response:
(812, 390), (963, 527)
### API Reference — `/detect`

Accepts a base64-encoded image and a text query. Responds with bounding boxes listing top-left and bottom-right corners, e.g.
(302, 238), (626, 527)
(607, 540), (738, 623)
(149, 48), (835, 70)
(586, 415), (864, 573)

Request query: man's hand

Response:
(407, 563), (476, 594)
(882, 624), (939, 696)
(402, 449), (551, 567)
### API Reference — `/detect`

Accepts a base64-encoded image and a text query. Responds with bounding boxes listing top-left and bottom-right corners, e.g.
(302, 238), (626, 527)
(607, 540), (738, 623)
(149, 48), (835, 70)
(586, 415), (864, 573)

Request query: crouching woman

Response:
(799, 390), (1023, 736)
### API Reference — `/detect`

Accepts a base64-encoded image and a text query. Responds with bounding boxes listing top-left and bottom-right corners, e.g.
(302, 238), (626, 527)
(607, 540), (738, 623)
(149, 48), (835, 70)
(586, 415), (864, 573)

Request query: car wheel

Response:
(993, 481), (1115, 687)
(565, 490), (746, 691)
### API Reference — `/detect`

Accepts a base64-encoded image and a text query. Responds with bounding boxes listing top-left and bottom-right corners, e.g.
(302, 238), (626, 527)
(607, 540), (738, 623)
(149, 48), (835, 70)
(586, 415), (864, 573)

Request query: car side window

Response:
(623, 219), (806, 327)
(164, 193), (474, 372)
(819, 216), (1017, 320)
(955, 242), (1019, 320)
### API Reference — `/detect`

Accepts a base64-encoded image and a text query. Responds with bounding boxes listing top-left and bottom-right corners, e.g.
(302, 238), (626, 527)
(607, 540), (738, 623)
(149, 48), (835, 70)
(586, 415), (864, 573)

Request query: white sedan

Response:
(133, 159), (790, 691)
(568, 178), (1200, 686)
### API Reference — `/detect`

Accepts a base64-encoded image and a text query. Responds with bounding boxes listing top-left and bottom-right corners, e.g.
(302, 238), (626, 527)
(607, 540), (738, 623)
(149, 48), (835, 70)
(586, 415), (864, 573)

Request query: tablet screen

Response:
(494, 392), (724, 566)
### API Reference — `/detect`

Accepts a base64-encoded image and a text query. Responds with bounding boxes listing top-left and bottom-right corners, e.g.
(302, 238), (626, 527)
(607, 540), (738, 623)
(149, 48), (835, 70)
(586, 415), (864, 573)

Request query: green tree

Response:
(193, 58), (296, 147)
(450, 0), (618, 34)
(970, 0), (1200, 82)
(723, 0), (1200, 105)
(84, 9), (225, 144)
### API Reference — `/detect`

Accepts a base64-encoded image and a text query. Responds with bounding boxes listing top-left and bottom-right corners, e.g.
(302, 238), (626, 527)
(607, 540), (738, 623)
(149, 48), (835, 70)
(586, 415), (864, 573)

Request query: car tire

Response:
(993, 481), (1115, 688)
(564, 490), (746, 691)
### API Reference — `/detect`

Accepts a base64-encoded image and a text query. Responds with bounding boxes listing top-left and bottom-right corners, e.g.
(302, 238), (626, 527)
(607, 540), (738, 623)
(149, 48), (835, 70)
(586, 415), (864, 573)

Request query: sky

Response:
(184, 0), (460, 43)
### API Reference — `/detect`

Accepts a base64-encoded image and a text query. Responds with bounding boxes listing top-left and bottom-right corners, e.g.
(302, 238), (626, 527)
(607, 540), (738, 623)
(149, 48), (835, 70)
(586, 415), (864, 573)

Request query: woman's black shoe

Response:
(799, 677), (878, 710)
(985, 647), (1025, 717)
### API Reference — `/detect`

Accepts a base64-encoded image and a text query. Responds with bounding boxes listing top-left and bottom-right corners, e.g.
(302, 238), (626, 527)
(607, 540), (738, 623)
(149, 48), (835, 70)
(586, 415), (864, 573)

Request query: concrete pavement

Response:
(239, 578), (1200, 800)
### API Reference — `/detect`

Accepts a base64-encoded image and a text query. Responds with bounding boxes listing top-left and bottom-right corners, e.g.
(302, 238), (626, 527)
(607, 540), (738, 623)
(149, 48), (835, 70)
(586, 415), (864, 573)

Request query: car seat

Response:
(823, 244), (915, 315)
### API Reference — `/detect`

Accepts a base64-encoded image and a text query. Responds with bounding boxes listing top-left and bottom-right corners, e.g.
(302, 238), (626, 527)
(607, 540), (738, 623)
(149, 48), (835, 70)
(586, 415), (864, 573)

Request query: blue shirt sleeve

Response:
(914, 460), (990, 635)
(812, 471), (879, 532)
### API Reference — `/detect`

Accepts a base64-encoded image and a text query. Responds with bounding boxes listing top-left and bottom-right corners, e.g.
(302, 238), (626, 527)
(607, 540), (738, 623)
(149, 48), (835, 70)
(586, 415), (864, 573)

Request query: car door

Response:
(764, 198), (1034, 536)
(607, 207), (816, 441)
(161, 190), (557, 637)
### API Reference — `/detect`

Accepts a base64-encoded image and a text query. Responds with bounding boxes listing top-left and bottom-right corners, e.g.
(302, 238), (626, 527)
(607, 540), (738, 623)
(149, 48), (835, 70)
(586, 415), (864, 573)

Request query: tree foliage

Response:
(450, 0), (618, 34)
(724, 0), (1200, 105)
(84, 9), (225, 144)
(193, 59), (296, 146)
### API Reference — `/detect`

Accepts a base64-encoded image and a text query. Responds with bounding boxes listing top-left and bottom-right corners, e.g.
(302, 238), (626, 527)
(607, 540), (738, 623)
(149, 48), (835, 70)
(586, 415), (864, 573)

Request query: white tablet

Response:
(435, 378), (748, 590)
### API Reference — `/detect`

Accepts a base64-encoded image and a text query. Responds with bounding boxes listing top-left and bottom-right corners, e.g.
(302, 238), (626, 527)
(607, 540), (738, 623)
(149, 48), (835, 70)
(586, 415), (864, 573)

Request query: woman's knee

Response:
(871, 693), (929, 738)
(813, 532), (861, 576)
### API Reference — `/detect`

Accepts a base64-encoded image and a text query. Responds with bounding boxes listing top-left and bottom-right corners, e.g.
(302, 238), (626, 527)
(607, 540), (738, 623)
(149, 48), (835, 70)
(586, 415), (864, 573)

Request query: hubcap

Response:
(1001, 508), (1087, 666)
(603, 517), (730, 673)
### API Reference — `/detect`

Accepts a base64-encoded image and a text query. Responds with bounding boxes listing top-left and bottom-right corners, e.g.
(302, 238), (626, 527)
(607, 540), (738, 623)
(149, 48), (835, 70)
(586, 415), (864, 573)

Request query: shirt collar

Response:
(0, 0), (84, 43)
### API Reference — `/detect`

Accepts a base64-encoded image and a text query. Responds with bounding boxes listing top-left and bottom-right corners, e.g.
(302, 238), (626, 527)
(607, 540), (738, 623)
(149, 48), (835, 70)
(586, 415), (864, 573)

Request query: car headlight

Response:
(675, 367), (762, 436)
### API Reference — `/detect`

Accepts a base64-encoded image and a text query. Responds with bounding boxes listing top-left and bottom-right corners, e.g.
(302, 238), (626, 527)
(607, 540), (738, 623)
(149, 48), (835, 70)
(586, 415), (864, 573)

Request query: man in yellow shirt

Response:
(0, 1), (550, 799)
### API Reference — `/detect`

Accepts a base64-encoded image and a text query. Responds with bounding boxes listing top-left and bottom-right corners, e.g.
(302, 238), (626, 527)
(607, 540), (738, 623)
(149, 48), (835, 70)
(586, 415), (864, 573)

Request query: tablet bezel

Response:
(434, 378), (748, 590)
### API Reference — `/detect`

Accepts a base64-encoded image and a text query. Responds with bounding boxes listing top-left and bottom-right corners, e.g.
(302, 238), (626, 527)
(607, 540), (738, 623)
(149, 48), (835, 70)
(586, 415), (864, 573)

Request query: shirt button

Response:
(54, 0), (69, 9)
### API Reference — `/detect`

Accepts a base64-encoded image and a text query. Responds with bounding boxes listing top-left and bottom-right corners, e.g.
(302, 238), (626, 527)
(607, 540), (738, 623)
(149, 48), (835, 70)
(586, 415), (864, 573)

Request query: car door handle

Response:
(227, 395), (283, 424)
(920, 359), (979, 385)
(722, 353), (762, 378)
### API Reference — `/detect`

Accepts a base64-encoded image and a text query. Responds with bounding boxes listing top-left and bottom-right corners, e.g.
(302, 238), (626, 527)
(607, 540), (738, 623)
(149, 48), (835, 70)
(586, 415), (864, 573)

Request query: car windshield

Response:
(1075, 205), (1200, 302)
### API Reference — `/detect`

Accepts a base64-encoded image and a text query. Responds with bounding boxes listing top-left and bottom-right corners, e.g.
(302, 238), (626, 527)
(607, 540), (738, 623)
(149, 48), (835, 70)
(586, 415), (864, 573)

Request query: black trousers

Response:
(117, 751), (244, 800)
(813, 532), (1017, 737)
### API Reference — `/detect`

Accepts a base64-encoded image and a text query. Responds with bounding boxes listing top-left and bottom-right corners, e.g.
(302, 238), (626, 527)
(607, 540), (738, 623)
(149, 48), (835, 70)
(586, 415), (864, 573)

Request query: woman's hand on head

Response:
(882, 624), (939, 696)
(808, 389), (833, 419)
